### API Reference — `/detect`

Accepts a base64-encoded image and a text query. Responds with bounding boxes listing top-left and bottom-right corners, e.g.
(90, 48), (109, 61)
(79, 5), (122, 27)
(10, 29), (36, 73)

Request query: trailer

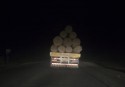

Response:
(50, 25), (82, 68)
(50, 52), (81, 68)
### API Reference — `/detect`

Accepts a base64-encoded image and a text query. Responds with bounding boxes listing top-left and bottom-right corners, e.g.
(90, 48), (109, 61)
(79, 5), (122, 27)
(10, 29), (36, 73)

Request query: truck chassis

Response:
(50, 52), (80, 68)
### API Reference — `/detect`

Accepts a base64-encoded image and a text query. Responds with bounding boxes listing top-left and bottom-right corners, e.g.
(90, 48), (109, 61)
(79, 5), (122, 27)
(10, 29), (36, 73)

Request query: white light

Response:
(51, 63), (78, 66)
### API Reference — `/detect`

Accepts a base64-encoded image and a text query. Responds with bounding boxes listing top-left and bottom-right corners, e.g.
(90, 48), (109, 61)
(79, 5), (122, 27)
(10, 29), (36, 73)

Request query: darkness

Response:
(1, 1), (125, 66)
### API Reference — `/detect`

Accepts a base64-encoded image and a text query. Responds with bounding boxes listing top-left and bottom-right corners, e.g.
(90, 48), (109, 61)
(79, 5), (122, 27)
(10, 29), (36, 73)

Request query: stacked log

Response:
(69, 32), (77, 39)
(72, 38), (81, 48)
(65, 46), (72, 53)
(73, 46), (82, 53)
(51, 25), (82, 53)
(51, 45), (58, 52)
(58, 45), (65, 53)
(63, 38), (72, 47)
(53, 36), (63, 46)
(65, 25), (72, 33)
(60, 30), (67, 38)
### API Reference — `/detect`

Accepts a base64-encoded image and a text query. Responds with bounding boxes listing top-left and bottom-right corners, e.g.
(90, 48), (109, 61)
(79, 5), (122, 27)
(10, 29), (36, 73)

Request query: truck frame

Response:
(50, 52), (81, 68)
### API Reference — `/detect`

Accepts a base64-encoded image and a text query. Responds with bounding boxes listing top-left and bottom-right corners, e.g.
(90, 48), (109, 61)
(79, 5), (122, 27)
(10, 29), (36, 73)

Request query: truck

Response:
(50, 25), (82, 68)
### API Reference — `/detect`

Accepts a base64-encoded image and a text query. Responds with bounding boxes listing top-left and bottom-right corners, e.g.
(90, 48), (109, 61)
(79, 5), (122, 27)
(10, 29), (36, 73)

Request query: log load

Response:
(53, 36), (63, 46)
(51, 25), (82, 54)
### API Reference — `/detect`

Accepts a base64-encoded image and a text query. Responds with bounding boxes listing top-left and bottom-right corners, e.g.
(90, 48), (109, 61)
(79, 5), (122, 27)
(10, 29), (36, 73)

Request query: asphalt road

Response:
(0, 61), (125, 87)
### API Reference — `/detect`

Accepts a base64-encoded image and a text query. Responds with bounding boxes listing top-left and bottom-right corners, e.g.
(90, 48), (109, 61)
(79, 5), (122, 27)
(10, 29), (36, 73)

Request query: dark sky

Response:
(1, 1), (125, 61)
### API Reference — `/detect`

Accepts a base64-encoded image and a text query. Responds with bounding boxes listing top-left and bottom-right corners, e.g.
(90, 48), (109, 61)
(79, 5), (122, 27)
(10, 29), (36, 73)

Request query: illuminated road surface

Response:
(0, 61), (125, 87)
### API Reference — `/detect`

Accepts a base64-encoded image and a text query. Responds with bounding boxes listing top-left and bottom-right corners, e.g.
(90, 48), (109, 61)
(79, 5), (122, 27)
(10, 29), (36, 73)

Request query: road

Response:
(0, 61), (125, 87)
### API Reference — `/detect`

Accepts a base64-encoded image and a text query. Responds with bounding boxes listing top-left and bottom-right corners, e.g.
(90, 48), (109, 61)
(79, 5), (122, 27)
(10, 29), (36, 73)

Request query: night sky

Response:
(1, 1), (125, 64)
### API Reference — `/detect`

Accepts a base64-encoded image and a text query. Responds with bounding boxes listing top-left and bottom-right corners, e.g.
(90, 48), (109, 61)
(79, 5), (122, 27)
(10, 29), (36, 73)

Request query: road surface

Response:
(0, 61), (125, 87)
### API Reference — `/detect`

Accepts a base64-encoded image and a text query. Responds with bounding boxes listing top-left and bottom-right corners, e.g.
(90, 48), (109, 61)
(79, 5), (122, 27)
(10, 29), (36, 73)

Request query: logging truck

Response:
(50, 25), (82, 68)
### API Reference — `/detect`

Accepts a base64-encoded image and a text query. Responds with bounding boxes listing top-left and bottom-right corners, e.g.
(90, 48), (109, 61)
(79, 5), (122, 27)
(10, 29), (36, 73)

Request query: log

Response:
(72, 38), (81, 48)
(58, 45), (66, 53)
(73, 46), (82, 53)
(50, 45), (58, 52)
(63, 38), (72, 46)
(60, 30), (67, 38)
(65, 46), (72, 53)
(53, 36), (63, 46)
(65, 25), (73, 33)
(69, 32), (77, 39)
